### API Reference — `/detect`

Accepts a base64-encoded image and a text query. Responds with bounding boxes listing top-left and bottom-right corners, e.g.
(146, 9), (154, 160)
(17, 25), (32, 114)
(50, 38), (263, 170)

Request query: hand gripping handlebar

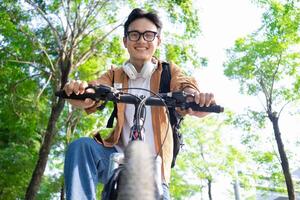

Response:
(55, 85), (224, 113)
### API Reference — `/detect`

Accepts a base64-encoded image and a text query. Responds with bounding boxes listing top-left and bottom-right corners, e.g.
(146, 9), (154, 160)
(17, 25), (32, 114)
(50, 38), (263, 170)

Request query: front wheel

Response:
(117, 141), (156, 200)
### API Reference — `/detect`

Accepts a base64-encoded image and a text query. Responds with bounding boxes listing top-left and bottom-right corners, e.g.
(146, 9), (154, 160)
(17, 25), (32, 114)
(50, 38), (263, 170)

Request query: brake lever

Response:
(166, 91), (189, 103)
(159, 91), (224, 113)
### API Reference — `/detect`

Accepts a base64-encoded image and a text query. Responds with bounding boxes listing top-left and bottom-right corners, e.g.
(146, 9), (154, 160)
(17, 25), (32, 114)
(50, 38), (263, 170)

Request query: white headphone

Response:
(123, 58), (158, 79)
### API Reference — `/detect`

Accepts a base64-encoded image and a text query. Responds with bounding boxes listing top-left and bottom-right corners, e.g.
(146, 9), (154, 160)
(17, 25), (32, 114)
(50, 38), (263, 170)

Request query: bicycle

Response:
(56, 84), (224, 200)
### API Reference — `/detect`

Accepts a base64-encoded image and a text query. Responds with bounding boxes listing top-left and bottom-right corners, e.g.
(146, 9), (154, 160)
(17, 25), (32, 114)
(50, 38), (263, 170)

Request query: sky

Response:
(195, 0), (263, 111)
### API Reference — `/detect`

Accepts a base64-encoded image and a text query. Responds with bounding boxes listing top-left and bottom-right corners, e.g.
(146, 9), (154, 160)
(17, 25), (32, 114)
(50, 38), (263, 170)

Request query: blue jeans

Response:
(64, 137), (170, 200)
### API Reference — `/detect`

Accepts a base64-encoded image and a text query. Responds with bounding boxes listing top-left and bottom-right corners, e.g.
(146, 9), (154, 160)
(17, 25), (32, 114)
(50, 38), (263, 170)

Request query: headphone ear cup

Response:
(140, 60), (157, 79)
(123, 62), (137, 79)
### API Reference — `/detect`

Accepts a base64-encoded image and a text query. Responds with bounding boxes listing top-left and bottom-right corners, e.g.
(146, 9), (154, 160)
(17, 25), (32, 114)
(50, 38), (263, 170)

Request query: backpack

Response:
(107, 62), (184, 168)
(159, 62), (184, 168)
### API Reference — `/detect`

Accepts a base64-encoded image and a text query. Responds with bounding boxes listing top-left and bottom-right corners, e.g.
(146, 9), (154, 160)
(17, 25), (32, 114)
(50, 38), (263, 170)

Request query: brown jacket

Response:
(85, 60), (199, 183)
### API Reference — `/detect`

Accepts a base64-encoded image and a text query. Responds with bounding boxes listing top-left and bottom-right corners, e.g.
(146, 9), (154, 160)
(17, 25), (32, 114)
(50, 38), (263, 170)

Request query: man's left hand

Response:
(184, 87), (216, 118)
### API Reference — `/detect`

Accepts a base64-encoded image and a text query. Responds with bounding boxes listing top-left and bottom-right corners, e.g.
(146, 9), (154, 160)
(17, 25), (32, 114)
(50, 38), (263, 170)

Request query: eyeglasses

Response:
(126, 31), (158, 42)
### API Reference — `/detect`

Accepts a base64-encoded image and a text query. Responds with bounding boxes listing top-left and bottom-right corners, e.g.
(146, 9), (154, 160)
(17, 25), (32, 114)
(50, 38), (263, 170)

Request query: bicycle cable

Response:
(118, 87), (171, 160)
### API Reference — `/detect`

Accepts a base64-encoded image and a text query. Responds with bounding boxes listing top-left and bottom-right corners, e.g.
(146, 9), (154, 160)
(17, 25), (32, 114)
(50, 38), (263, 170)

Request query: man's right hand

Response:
(63, 80), (96, 109)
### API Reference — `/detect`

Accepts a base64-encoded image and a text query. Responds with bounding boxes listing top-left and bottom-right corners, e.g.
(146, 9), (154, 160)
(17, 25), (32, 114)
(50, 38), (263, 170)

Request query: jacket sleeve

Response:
(169, 62), (201, 116)
(84, 69), (114, 114)
(169, 62), (200, 92)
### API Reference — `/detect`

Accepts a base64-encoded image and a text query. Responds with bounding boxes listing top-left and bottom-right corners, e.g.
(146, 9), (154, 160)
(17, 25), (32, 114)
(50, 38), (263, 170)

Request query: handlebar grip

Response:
(55, 90), (96, 100)
(187, 103), (224, 113)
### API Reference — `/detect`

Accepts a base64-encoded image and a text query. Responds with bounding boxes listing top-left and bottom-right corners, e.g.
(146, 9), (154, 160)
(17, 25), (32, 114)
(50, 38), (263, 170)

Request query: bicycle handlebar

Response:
(55, 85), (224, 113)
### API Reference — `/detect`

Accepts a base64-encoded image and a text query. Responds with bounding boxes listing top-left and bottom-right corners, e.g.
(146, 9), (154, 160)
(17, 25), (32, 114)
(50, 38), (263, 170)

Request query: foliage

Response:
(224, 1), (300, 104)
(224, 0), (300, 197)
(170, 164), (200, 199)
(36, 175), (63, 200)
(0, 65), (42, 199)
(171, 115), (249, 199)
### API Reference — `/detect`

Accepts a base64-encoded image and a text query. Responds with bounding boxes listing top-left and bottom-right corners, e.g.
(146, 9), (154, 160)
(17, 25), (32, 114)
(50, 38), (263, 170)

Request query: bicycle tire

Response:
(117, 141), (156, 200)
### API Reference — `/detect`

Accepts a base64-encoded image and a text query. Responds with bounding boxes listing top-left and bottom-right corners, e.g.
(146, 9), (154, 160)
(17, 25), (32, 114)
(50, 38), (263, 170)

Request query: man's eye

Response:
(130, 33), (139, 37)
(144, 33), (153, 37)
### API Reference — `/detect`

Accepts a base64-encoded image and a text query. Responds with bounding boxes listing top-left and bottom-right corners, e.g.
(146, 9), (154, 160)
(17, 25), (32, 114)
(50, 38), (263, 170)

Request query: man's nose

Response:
(137, 34), (146, 42)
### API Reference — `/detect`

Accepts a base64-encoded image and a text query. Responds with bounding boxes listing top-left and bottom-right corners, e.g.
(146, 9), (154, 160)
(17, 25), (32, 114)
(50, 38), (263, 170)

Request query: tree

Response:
(0, 2), (49, 198)
(224, 1), (300, 199)
(1, 0), (203, 199)
(169, 114), (249, 200)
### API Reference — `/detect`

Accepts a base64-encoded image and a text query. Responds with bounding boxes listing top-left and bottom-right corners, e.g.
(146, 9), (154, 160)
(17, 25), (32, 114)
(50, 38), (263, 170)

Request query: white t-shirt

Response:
(114, 73), (156, 155)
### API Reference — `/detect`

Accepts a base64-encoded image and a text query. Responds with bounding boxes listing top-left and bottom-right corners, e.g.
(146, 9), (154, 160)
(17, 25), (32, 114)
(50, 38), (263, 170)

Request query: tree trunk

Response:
(269, 113), (295, 200)
(60, 181), (65, 200)
(25, 98), (65, 200)
(208, 179), (212, 200)
(25, 51), (71, 199)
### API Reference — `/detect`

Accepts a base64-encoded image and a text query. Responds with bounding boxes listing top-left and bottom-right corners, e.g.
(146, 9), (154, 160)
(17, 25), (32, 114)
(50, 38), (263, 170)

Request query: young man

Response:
(63, 8), (215, 200)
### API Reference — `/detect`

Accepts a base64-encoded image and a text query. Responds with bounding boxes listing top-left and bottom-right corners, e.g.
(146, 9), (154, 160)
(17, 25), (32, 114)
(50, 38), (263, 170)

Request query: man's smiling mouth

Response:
(135, 47), (148, 50)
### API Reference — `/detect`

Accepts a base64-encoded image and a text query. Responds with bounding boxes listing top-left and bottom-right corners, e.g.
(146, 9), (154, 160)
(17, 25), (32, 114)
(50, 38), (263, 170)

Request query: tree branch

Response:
(258, 76), (270, 112)
(16, 24), (57, 74)
(60, 0), (73, 54)
(271, 137), (281, 164)
(278, 100), (294, 119)
(254, 60), (271, 112)
(73, 17), (123, 51)
(80, 0), (110, 34)
(257, 93), (268, 113)
(72, 1), (81, 41)
(269, 54), (282, 105)
(37, 72), (53, 101)
(65, 109), (76, 144)
(73, 23), (122, 68)
(61, 0), (73, 34)
(8, 60), (36, 66)
(7, 60), (50, 75)
(70, 0), (105, 50)
(25, 0), (62, 50)
(12, 73), (43, 88)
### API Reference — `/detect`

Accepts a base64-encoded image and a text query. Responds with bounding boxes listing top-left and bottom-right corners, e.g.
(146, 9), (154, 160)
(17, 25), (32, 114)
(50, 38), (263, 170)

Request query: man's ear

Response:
(157, 36), (162, 46)
(123, 37), (128, 48)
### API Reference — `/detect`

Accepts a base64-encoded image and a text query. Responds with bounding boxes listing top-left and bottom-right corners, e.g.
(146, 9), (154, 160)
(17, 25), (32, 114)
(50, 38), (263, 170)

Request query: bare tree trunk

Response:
(60, 181), (65, 200)
(208, 179), (212, 200)
(269, 113), (295, 200)
(25, 98), (65, 200)
(233, 163), (241, 200)
(25, 56), (70, 200)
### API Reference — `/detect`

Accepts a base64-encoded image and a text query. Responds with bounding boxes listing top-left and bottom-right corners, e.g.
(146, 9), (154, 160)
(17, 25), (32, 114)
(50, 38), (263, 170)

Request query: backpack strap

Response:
(159, 62), (171, 93)
(159, 62), (177, 125)
(159, 62), (184, 168)
(107, 70), (117, 128)
(107, 62), (170, 128)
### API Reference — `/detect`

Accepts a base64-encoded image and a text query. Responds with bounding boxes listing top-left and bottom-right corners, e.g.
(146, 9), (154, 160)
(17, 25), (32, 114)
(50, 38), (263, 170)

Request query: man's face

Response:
(123, 18), (161, 62)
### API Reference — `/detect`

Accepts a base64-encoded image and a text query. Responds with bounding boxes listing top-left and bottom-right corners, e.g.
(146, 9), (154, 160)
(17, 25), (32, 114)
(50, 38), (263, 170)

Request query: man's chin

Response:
(132, 55), (151, 61)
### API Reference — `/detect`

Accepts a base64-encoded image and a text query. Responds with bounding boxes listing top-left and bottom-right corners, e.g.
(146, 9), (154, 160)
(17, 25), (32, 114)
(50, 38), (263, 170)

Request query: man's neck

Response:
(130, 58), (151, 72)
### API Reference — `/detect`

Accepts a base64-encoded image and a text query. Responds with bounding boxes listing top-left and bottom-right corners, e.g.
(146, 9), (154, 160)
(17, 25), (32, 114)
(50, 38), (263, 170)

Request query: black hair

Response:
(124, 8), (162, 36)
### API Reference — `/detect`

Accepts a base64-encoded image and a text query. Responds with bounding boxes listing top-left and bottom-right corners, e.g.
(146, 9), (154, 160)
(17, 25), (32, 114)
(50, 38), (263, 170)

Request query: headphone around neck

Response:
(123, 58), (158, 79)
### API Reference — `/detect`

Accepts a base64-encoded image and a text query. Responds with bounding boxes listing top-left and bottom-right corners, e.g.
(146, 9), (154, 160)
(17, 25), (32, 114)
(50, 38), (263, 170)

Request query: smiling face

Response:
(123, 18), (161, 68)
